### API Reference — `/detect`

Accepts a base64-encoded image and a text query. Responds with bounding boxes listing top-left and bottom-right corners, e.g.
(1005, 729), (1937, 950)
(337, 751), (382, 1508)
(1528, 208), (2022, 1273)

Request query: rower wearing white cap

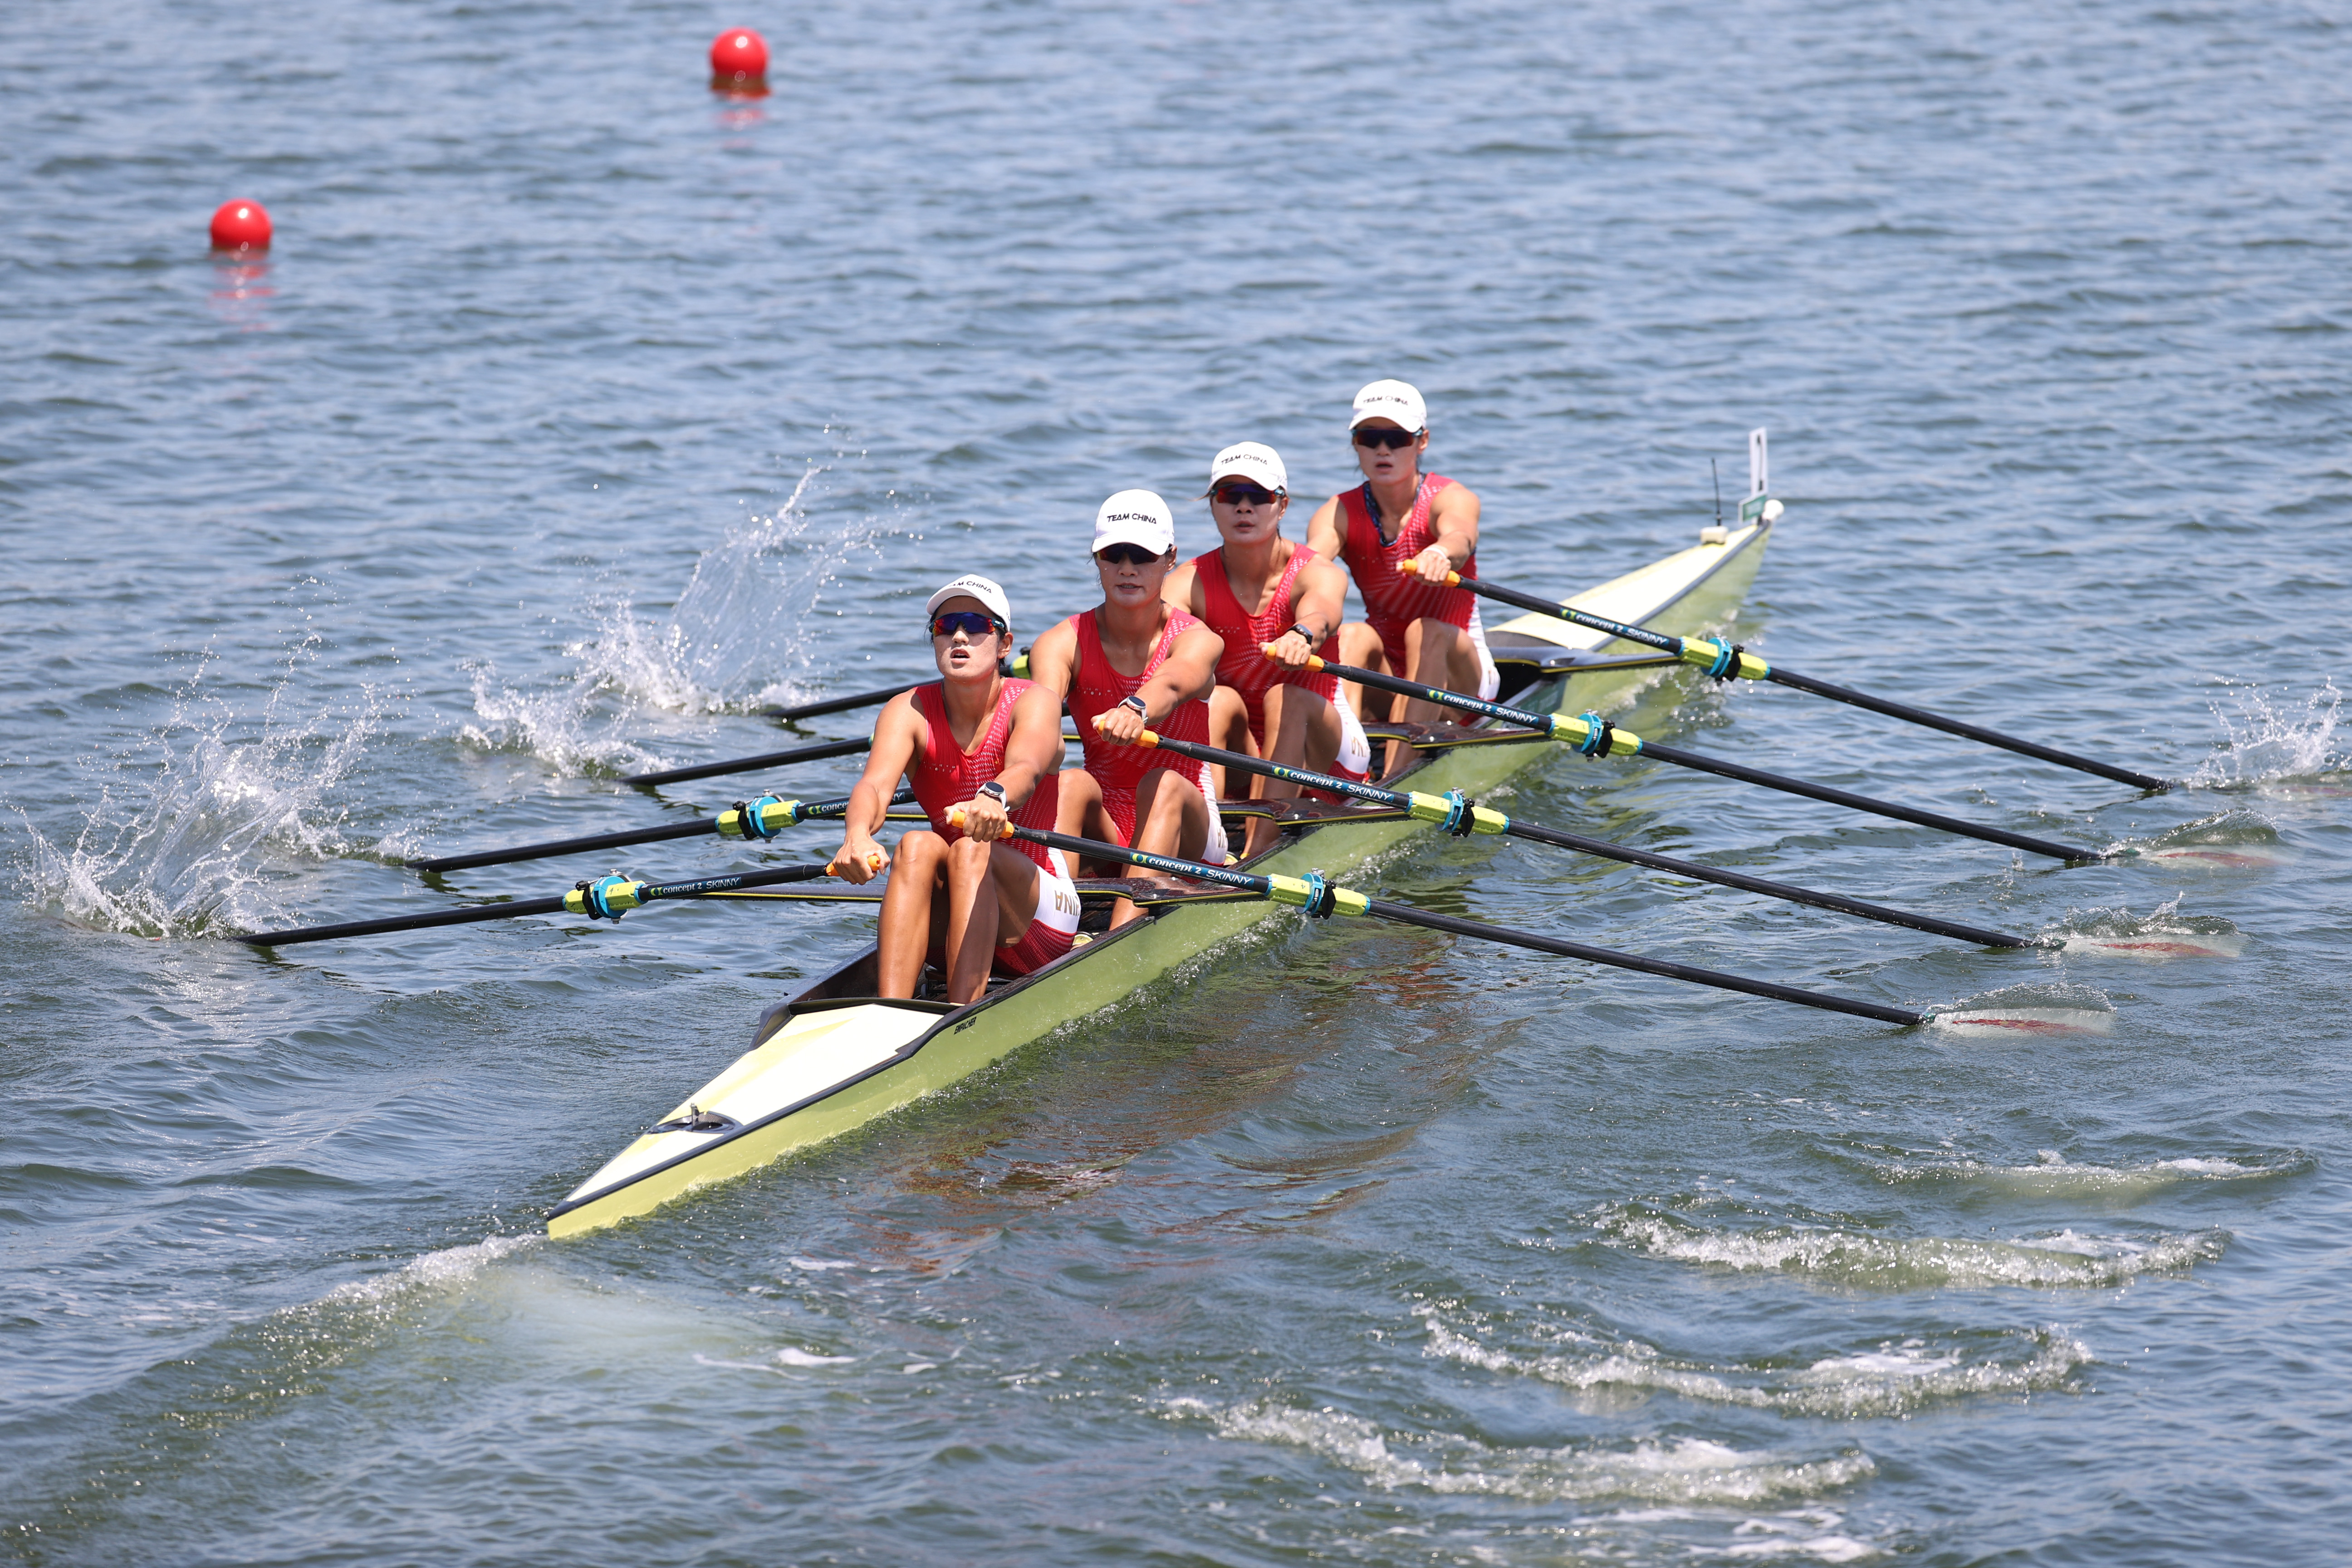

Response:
(828, 574), (1097, 1004)
(1163, 441), (1373, 859)
(1028, 490), (1229, 926)
(1306, 380), (1499, 753)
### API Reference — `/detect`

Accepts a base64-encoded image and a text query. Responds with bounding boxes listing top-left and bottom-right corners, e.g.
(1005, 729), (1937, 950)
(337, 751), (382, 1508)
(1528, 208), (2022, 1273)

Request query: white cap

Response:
(1203, 441), (1288, 497)
(924, 573), (1013, 629)
(1092, 490), (1176, 556)
(1350, 379), (1427, 432)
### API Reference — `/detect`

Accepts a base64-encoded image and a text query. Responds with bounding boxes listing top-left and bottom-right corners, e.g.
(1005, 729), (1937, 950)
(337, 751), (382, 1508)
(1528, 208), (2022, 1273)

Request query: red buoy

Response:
(710, 27), (768, 84)
(209, 200), (272, 252)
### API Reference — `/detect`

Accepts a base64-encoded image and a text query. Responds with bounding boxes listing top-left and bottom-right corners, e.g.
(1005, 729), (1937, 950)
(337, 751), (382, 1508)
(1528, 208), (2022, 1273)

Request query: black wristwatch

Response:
(1118, 694), (1149, 719)
(1287, 621), (1321, 645)
(975, 780), (1009, 805)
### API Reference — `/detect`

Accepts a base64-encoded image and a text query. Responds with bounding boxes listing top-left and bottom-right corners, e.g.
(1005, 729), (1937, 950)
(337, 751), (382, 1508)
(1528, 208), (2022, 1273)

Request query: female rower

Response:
(830, 574), (1098, 1004)
(1305, 379), (1499, 757)
(1162, 441), (1373, 859)
(1028, 490), (1228, 926)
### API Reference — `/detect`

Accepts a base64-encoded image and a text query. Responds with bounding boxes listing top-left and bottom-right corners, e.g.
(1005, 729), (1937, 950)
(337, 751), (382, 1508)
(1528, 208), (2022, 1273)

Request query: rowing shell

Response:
(545, 517), (1775, 1236)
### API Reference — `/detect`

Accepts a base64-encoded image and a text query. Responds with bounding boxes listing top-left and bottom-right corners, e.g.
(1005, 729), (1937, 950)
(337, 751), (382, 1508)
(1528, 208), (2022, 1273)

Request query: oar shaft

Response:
(1356, 899), (1925, 1025)
(1137, 729), (2031, 948)
(410, 817), (716, 873)
(1762, 667), (2170, 791)
(1439, 568), (2169, 793)
(757, 684), (911, 724)
(1636, 740), (2090, 862)
(238, 863), (837, 948)
(623, 736), (869, 788)
(1301, 652), (2094, 863)
(987, 821), (1923, 1025)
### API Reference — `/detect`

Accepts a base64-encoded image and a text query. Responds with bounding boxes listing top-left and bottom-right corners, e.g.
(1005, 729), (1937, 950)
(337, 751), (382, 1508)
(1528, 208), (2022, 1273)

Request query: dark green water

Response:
(4, 0), (2348, 1562)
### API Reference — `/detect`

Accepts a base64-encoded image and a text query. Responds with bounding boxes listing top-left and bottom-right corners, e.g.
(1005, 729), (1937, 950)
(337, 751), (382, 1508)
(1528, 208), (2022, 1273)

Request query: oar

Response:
(1285, 648), (2097, 862)
(623, 736), (871, 789)
(236, 862), (846, 948)
(955, 812), (1924, 1026)
(757, 683), (914, 723)
(406, 789), (919, 873)
(1127, 730), (2036, 949)
(1410, 563), (2170, 792)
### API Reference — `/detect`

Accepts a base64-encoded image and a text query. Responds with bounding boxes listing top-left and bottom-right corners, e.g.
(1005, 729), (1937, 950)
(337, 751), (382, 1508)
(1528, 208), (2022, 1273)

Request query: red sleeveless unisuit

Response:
(907, 680), (1076, 975)
(1336, 474), (1476, 677)
(1191, 544), (1342, 743)
(1067, 608), (1213, 842)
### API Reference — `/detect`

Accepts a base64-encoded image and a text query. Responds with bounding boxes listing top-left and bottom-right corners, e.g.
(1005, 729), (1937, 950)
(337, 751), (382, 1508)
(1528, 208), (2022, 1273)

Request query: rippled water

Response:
(5, 0), (2349, 1562)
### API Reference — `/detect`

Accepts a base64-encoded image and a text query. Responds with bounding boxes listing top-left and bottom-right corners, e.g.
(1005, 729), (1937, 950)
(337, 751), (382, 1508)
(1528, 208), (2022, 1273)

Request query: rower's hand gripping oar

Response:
(406, 789), (919, 874)
(235, 862), (850, 948)
(946, 809), (1925, 1027)
(1405, 561), (2171, 793)
(1281, 646), (2098, 863)
(1127, 729), (2039, 951)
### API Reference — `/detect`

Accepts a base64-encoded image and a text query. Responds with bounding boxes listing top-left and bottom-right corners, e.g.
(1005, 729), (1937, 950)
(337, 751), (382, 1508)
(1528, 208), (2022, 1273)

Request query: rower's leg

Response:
(939, 836), (1000, 1005)
(1244, 684), (1316, 859)
(877, 830), (949, 998)
(1399, 617), (1481, 728)
(1205, 685), (1256, 801)
(1111, 766), (1211, 928)
(1336, 621), (1387, 722)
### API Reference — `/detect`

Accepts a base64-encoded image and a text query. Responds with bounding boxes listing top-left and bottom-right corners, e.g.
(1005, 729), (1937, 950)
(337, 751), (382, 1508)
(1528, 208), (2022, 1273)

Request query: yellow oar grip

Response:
(1392, 561), (1464, 586)
(1259, 642), (1328, 672)
(1137, 729), (1161, 749)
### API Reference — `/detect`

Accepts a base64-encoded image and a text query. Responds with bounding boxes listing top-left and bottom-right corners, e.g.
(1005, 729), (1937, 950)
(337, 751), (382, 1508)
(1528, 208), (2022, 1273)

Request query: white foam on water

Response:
(1421, 1311), (2088, 1418)
(774, 1345), (858, 1367)
(11, 642), (392, 938)
(1719, 1510), (1880, 1561)
(2181, 680), (2342, 789)
(1874, 1150), (2303, 1197)
(1162, 1397), (1874, 1504)
(2109, 807), (2290, 869)
(320, 1234), (537, 1310)
(1596, 1205), (2227, 1289)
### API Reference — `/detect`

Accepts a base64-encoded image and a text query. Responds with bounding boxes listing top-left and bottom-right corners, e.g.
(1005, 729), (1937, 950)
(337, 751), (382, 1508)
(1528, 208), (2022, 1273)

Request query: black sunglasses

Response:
(930, 610), (1004, 639)
(1352, 426), (1420, 451)
(1095, 542), (1161, 566)
(1211, 482), (1282, 507)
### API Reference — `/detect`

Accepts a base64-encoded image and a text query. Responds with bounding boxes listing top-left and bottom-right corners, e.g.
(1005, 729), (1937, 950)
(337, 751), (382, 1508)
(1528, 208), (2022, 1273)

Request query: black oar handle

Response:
(623, 736), (869, 788)
(237, 863), (837, 948)
(1763, 668), (2171, 792)
(1638, 740), (2092, 862)
(1359, 899), (1925, 1026)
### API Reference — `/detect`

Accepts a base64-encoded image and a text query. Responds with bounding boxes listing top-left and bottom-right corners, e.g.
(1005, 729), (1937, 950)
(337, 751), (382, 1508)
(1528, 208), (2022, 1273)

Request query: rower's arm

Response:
(1411, 482), (1481, 582)
(1304, 496), (1345, 563)
(995, 685), (1063, 808)
(830, 694), (921, 882)
(1266, 555), (1348, 669)
(1024, 617), (1079, 701)
(1137, 623), (1224, 716)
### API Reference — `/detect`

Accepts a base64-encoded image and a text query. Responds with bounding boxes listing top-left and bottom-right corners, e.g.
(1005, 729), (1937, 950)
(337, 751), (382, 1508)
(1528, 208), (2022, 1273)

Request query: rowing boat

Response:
(544, 514), (1774, 1236)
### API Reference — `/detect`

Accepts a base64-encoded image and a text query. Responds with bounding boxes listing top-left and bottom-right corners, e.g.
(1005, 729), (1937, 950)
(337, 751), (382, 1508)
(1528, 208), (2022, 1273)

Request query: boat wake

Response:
(1162, 1396), (1875, 1504)
(1926, 981), (2118, 1036)
(10, 647), (392, 939)
(2048, 894), (2246, 960)
(459, 468), (895, 773)
(1591, 1202), (2227, 1289)
(2181, 679), (2344, 792)
(1419, 1308), (2090, 1419)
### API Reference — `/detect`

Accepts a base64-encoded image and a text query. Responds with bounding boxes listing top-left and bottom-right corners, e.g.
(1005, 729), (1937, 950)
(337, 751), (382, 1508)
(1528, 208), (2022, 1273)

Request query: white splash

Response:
(2052, 893), (2245, 960)
(11, 642), (391, 938)
(461, 469), (890, 772)
(321, 1234), (536, 1309)
(2182, 680), (2343, 789)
